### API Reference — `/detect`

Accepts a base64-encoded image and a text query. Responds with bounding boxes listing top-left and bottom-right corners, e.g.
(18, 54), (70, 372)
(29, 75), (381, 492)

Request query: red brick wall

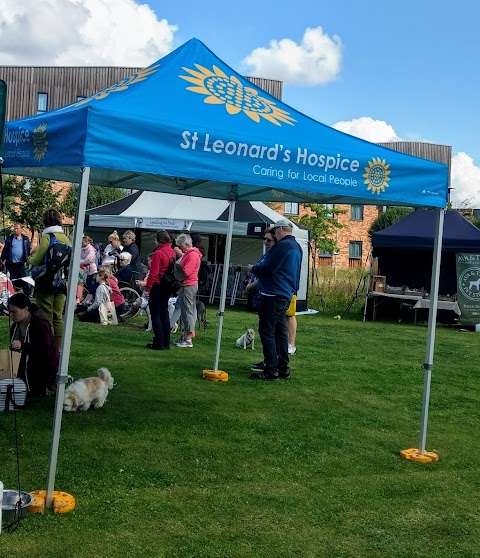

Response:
(271, 202), (381, 269)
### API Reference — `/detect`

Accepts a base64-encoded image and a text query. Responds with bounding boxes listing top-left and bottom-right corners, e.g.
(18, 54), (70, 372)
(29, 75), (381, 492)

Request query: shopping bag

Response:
(0, 378), (27, 411)
(99, 301), (118, 325)
(0, 349), (21, 379)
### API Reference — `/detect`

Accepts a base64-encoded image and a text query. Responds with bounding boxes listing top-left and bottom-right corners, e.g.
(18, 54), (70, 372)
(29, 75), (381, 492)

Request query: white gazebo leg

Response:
(45, 167), (90, 509)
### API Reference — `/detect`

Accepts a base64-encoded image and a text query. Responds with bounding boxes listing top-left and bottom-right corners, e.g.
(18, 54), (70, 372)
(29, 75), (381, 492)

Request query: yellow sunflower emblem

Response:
(180, 64), (296, 126)
(33, 123), (48, 161)
(363, 157), (391, 194)
(61, 65), (160, 110)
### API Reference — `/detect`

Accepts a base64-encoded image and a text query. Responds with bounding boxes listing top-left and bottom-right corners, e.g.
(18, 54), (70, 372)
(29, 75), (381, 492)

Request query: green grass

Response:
(1, 309), (480, 557)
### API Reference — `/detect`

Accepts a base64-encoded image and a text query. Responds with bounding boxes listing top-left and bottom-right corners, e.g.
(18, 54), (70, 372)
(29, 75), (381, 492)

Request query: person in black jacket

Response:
(1, 223), (31, 296)
(121, 230), (144, 279)
(9, 293), (58, 397)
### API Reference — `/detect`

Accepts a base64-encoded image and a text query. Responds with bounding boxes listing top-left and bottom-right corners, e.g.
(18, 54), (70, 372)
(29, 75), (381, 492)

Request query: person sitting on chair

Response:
(114, 252), (133, 285)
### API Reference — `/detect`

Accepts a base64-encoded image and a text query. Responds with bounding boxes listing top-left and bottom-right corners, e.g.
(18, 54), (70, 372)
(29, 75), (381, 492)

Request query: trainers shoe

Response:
(250, 370), (279, 381)
(278, 368), (291, 379)
(176, 339), (193, 348)
(250, 361), (265, 372)
(173, 337), (184, 346)
(288, 344), (296, 355)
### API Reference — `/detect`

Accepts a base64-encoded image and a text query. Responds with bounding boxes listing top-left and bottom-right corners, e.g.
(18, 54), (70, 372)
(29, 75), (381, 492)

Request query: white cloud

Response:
(332, 116), (401, 143)
(450, 152), (480, 208)
(242, 27), (342, 86)
(0, 0), (177, 66)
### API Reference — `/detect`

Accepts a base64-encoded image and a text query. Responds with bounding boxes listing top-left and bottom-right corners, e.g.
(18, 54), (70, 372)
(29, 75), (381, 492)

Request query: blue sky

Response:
(0, 0), (478, 205)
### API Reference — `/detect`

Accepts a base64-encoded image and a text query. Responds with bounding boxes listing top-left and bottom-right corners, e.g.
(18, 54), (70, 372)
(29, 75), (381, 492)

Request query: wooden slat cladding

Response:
(378, 141), (452, 184)
(0, 66), (283, 121)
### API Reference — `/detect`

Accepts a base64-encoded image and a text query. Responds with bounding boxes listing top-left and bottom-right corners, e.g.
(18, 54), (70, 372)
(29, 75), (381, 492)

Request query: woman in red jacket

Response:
(145, 230), (175, 350)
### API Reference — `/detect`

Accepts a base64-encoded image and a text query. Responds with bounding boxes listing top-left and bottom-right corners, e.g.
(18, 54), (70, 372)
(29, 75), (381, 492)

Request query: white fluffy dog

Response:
(236, 328), (255, 350)
(63, 367), (114, 412)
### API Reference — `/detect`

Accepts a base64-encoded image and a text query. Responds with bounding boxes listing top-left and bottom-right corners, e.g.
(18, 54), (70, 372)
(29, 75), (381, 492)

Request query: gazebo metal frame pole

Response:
(46, 167), (90, 506)
(212, 188), (236, 372)
(419, 208), (445, 455)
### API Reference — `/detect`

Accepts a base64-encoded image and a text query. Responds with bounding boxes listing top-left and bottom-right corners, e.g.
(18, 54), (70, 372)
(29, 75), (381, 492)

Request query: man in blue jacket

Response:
(249, 218), (302, 380)
(1, 223), (31, 296)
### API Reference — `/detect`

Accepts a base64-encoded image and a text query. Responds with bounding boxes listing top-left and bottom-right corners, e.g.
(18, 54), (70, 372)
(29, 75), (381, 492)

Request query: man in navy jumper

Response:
(1, 223), (32, 296)
(249, 218), (302, 380)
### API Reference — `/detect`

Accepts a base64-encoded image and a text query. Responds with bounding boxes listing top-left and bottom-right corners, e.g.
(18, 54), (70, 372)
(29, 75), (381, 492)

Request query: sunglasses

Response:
(262, 237), (274, 242)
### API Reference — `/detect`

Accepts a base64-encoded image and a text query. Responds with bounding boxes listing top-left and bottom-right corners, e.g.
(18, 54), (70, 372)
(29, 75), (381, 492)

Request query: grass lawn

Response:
(1, 307), (479, 558)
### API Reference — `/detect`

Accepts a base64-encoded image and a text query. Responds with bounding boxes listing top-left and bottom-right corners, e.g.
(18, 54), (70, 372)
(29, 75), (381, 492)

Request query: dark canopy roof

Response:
(372, 210), (480, 252)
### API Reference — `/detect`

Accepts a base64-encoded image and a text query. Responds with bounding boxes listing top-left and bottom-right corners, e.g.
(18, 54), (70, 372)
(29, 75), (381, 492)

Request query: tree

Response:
(294, 203), (345, 286)
(5, 176), (60, 241)
(61, 184), (128, 218)
(368, 207), (414, 236)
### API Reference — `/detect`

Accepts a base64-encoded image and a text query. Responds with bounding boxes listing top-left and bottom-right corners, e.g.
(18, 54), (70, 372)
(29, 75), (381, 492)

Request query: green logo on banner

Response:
(456, 253), (480, 325)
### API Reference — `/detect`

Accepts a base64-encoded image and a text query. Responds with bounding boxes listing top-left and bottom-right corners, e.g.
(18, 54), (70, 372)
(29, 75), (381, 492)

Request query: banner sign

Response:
(456, 253), (480, 325)
(135, 217), (192, 231)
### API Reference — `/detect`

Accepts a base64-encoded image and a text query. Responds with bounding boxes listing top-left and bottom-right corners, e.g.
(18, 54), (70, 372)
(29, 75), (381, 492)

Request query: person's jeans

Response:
(149, 283), (171, 348)
(257, 294), (290, 373)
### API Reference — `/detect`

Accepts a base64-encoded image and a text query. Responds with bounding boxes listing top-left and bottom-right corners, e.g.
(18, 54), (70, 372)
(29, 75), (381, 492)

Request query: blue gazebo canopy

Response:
(2, 38), (448, 208)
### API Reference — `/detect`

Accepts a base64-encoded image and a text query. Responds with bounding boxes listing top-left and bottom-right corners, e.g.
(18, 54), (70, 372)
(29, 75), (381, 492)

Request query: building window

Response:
(318, 248), (332, 258)
(37, 93), (48, 114)
(349, 241), (362, 260)
(324, 203), (334, 218)
(350, 205), (364, 221)
(284, 202), (299, 216)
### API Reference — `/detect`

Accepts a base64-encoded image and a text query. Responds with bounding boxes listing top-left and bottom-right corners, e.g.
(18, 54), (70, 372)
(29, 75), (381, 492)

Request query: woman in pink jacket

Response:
(80, 236), (98, 294)
(173, 233), (202, 348)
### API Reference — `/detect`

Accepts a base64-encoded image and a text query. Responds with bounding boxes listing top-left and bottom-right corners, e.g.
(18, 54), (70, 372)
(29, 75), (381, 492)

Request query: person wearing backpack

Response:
(145, 230), (175, 350)
(27, 208), (71, 353)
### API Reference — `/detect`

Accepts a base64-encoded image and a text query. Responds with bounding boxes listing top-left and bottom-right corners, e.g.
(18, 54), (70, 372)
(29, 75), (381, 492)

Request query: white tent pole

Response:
(46, 166), (90, 506)
(418, 208), (445, 455)
(212, 193), (236, 372)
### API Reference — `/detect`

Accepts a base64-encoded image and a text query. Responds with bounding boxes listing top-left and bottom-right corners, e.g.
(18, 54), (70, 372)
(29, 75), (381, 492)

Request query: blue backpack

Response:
(31, 234), (72, 290)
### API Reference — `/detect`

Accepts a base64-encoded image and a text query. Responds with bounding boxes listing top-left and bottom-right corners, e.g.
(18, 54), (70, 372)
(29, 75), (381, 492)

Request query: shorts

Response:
(286, 295), (297, 317)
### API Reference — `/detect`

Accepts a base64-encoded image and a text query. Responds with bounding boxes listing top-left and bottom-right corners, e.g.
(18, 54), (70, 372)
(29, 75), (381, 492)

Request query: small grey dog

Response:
(196, 299), (207, 330)
(236, 328), (255, 350)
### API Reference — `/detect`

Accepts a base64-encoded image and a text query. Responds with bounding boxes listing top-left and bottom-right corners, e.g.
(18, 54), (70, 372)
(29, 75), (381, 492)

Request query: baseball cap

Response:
(272, 218), (293, 229)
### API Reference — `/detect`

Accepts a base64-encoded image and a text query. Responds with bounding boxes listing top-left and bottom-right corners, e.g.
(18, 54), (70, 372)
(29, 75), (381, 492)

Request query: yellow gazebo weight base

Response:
(28, 490), (76, 514)
(400, 448), (439, 464)
(202, 370), (229, 382)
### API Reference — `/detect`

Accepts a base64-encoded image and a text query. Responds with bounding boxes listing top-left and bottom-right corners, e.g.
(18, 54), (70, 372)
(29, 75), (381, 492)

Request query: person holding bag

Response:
(77, 269), (116, 325)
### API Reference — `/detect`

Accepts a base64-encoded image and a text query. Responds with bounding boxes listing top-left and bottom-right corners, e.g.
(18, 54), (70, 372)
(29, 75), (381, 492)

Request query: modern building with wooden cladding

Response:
(0, 66), (282, 120)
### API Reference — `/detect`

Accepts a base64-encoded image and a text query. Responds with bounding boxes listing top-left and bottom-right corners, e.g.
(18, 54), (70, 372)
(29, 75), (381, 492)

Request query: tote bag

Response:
(99, 301), (118, 326)
(0, 349), (21, 379)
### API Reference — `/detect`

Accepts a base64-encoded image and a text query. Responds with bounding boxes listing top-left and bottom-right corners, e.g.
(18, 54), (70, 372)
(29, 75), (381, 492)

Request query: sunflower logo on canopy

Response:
(180, 64), (296, 127)
(33, 123), (48, 161)
(61, 65), (160, 110)
(363, 157), (391, 194)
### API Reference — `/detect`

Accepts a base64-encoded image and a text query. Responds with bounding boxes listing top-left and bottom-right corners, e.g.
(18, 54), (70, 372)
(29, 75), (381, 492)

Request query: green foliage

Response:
(61, 183), (128, 218)
(309, 266), (367, 314)
(4, 176), (60, 240)
(472, 218), (480, 229)
(295, 203), (345, 254)
(1, 311), (480, 557)
(368, 206), (414, 236)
